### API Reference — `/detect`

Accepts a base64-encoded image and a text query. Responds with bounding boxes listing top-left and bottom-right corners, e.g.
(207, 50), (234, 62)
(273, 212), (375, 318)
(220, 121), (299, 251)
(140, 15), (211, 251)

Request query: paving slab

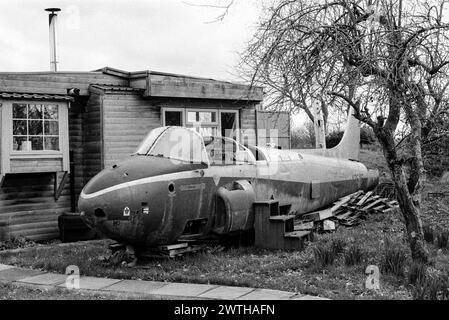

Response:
(0, 267), (43, 282)
(18, 273), (68, 286)
(150, 282), (216, 297)
(291, 295), (330, 300)
(0, 264), (14, 272)
(57, 276), (121, 290)
(103, 280), (167, 294)
(199, 286), (255, 300)
(239, 288), (296, 300)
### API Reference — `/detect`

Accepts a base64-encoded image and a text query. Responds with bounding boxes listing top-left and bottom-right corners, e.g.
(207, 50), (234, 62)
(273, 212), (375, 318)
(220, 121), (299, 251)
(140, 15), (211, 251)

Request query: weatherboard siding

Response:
(0, 173), (71, 241)
(83, 92), (103, 182)
(102, 92), (161, 168)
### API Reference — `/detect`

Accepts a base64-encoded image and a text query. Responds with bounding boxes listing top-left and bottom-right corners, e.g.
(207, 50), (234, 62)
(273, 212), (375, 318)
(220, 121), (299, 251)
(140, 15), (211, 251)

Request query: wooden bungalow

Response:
(0, 67), (292, 242)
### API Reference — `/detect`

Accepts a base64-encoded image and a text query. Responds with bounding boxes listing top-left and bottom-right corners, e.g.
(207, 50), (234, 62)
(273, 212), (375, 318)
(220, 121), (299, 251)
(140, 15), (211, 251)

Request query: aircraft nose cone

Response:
(82, 167), (123, 196)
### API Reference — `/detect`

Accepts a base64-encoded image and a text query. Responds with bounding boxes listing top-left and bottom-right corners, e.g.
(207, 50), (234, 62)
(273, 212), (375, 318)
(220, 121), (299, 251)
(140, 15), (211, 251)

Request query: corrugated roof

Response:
(0, 92), (74, 101)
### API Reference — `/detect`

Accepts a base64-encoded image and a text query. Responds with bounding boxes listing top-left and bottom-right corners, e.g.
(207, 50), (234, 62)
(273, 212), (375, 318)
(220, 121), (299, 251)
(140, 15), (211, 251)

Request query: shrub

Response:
(381, 241), (407, 277)
(436, 231), (449, 250)
(344, 245), (365, 266)
(423, 225), (435, 244)
(313, 244), (336, 268)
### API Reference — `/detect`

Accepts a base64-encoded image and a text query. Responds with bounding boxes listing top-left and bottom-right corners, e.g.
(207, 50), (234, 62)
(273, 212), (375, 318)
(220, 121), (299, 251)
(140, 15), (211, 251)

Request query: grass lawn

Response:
(1, 190), (448, 300)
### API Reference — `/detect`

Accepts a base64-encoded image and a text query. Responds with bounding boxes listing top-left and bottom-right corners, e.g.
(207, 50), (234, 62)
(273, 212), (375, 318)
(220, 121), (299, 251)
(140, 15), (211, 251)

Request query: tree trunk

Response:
(377, 130), (429, 264)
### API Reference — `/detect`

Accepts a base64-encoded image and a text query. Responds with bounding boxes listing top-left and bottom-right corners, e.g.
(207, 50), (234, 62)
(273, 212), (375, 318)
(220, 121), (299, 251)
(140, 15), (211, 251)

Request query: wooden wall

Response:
(0, 173), (71, 241)
(82, 92), (103, 182)
(102, 92), (161, 168)
(101, 94), (259, 166)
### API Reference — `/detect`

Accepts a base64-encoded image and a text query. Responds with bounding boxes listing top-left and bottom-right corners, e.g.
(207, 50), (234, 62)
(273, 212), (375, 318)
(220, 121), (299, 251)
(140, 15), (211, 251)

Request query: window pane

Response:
(13, 120), (27, 135)
(44, 121), (59, 135)
(13, 104), (27, 118)
(165, 111), (182, 126)
(44, 137), (59, 151)
(29, 120), (43, 135)
(28, 105), (42, 119)
(198, 112), (215, 123)
(187, 112), (197, 123)
(30, 136), (43, 150)
(13, 137), (28, 151)
(44, 105), (58, 119)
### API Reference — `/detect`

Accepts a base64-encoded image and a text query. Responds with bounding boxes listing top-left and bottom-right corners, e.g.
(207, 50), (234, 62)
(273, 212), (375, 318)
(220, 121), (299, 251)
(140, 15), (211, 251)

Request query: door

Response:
(219, 110), (239, 141)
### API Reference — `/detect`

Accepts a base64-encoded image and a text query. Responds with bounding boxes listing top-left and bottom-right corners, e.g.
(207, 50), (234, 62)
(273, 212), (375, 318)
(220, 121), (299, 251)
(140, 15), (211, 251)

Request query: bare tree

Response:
(241, 0), (449, 263)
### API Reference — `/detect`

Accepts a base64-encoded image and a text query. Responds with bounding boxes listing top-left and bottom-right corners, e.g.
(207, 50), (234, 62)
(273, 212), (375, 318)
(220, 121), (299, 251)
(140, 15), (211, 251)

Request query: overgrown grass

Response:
(344, 245), (365, 266)
(381, 239), (407, 277)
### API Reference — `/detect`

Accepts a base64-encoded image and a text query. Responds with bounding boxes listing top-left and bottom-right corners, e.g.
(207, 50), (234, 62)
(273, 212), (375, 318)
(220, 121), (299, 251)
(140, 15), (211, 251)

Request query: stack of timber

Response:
(296, 190), (400, 231)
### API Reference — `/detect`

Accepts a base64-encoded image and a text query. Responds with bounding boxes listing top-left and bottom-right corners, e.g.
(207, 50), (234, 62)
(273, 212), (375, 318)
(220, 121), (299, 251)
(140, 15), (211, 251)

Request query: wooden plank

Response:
(294, 221), (314, 231)
(158, 243), (188, 250)
(356, 191), (373, 206)
(55, 171), (69, 200)
(362, 198), (389, 211)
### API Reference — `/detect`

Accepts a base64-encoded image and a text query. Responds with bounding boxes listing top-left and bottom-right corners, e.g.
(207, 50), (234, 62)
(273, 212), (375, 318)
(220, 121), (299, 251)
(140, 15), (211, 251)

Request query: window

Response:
(164, 110), (183, 126)
(12, 103), (59, 151)
(186, 110), (219, 137)
(161, 108), (240, 141)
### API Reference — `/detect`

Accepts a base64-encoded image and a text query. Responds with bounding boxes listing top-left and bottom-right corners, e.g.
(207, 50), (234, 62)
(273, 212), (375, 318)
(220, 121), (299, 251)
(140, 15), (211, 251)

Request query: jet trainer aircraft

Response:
(78, 107), (379, 247)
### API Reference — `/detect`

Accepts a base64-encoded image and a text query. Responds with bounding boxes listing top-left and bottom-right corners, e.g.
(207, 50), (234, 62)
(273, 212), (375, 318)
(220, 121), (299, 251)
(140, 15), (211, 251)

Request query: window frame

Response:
(161, 107), (185, 127)
(161, 107), (240, 142)
(11, 102), (62, 154)
(1, 99), (70, 174)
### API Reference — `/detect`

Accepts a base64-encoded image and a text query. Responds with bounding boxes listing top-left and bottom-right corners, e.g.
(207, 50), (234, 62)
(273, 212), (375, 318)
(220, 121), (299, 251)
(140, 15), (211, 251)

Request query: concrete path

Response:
(0, 263), (328, 300)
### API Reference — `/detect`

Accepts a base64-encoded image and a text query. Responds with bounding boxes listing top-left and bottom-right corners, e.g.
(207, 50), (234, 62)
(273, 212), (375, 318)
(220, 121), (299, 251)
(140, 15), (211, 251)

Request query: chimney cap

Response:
(45, 8), (61, 13)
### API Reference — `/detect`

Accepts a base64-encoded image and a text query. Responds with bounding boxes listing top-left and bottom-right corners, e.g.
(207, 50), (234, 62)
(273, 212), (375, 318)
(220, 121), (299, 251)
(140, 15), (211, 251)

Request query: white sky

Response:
(0, 0), (261, 81)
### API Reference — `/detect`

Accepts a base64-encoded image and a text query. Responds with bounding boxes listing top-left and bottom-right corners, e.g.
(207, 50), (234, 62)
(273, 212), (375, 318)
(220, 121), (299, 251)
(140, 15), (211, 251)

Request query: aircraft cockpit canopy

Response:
(134, 126), (209, 164)
(134, 126), (256, 166)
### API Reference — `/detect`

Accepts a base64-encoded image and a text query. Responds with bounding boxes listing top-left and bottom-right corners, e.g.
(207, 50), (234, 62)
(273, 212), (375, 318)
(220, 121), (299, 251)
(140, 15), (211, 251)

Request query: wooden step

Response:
(269, 215), (296, 221)
(284, 230), (312, 239)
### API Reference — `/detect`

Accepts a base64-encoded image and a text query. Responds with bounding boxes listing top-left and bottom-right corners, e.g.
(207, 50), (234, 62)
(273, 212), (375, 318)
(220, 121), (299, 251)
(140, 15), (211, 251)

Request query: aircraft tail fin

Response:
(325, 106), (360, 160)
(294, 106), (360, 160)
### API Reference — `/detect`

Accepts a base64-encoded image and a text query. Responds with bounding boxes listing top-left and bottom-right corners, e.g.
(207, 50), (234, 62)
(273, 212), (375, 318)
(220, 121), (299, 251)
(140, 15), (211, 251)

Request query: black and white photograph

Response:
(0, 0), (448, 312)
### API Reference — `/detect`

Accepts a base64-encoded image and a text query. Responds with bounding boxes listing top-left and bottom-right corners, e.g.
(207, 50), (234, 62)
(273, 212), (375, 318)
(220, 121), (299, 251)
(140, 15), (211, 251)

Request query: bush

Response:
(381, 240), (407, 277)
(313, 244), (336, 268)
(344, 245), (365, 266)
(423, 225), (435, 244)
(436, 231), (449, 249)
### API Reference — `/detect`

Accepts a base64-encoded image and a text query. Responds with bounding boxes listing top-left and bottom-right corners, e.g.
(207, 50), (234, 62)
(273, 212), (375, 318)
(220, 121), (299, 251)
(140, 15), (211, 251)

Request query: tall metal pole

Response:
(45, 8), (61, 72)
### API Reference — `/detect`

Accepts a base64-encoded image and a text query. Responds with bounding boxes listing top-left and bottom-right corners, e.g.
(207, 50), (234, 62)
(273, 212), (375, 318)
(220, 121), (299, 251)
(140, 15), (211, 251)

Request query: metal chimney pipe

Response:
(45, 8), (61, 72)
